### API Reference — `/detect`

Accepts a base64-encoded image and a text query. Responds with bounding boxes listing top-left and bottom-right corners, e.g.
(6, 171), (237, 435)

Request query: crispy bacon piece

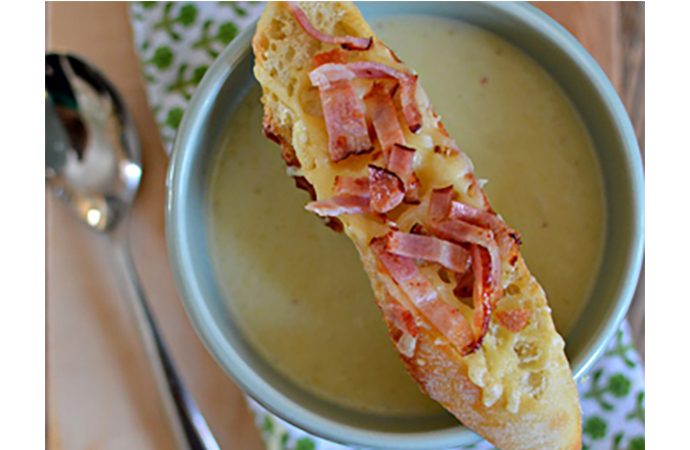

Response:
(280, 144), (301, 168)
(426, 218), (494, 249)
(426, 187), (509, 343)
(364, 82), (405, 158)
(312, 62), (422, 132)
(325, 217), (344, 233)
(454, 270), (474, 298)
(287, 2), (373, 50)
(428, 186), (454, 222)
(399, 75), (422, 133)
(383, 143), (418, 203)
(333, 175), (369, 196)
(308, 63), (374, 161)
(385, 231), (470, 274)
(449, 201), (504, 231)
(495, 308), (531, 333)
(368, 165), (405, 213)
(425, 219), (503, 301)
(471, 245), (493, 345)
(371, 237), (474, 353)
(409, 223), (426, 235)
(305, 195), (369, 217)
(430, 186), (497, 225)
(309, 63), (356, 88)
(428, 186), (518, 260)
(344, 60), (408, 79)
(293, 176), (316, 200)
(316, 79), (373, 161)
(427, 186), (520, 272)
(312, 48), (348, 67)
(345, 61), (422, 132)
(403, 174), (421, 204)
(388, 143), (416, 187)
(450, 201), (520, 258)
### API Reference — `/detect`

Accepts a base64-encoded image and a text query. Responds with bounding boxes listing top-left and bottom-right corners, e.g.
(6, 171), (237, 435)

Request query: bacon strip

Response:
(345, 60), (409, 80)
(426, 218), (494, 249)
(311, 62), (422, 132)
(450, 201), (520, 257)
(333, 175), (369, 196)
(305, 195), (369, 217)
(317, 79), (373, 161)
(399, 75), (422, 133)
(345, 61), (422, 132)
(454, 270), (474, 298)
(430, 186), (499, 227)
(425, 219), (503, 300)
(430, 186), (508, 237)
(293, 176), (316, 200)
(387, 144), (419, 203)
(308, 63), (374, 161)
(470, 245), (493, 346)
(388, 143), (415, 185)
(368, 165), (404, 213)
(371, 237), (474, 353)
(450, 201), (504, 230)
(312, 48), (348, 67)
(409, 223), (426, 235)
(309, 64), (356, 88)
(495, 308), (531, 333)
(364, 83), (405, 158)
(386, 231), (470, 274)
(428, 186), (454, 222)
(287, 2), (373, 51)
(402, 174), (421, 204)
(429, 185), (516, 263)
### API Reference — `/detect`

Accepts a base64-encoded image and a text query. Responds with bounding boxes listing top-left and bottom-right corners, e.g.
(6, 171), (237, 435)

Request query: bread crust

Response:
(366, 254), (581, 450)
(252, 3), (581, 449)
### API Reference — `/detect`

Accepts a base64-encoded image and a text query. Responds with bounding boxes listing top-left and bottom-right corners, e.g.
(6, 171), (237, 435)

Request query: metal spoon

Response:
(46, 53), (220, 450)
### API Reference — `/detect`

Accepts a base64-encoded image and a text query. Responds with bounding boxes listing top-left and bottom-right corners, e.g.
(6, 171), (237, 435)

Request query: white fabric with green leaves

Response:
(129, 3), (645, 449)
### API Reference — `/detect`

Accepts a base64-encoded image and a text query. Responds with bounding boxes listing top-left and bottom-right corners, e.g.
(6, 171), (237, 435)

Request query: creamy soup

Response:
(209, 16), (605, 416)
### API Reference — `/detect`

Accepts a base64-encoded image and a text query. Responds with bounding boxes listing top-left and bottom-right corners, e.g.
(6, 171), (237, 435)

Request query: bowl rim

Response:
(527, 5), (644, 381)
(166, 2), (644, 448)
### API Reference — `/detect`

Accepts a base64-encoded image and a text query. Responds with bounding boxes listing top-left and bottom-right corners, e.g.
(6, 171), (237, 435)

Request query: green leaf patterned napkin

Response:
(130, 1), (263, 147)
(129, 3), (645, 449)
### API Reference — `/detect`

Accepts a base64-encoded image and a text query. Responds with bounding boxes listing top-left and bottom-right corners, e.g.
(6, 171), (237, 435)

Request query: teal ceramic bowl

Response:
(167, 2), (643, 448)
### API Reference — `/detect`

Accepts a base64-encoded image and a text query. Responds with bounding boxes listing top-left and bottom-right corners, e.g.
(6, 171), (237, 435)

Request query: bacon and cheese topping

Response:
(282, 2), (527, 360)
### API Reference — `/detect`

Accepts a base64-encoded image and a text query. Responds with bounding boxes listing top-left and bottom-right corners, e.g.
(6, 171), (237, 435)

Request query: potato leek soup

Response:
(208, 15), (605, 415)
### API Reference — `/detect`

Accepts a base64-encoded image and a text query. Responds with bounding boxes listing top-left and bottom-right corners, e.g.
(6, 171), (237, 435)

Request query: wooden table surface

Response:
(46, 3), (644, 449)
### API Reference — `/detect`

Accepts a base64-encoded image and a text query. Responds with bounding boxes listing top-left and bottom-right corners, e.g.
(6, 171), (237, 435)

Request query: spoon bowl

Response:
(46, 53), (141, 231)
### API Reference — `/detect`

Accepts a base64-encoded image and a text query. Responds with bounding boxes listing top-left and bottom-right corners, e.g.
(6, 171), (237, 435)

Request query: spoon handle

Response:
(111, 233), (221, 450)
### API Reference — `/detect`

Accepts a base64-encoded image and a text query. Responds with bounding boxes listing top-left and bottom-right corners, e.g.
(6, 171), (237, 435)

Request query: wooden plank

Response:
(536, 2), (622, 88)
(618, 2), (645, 361)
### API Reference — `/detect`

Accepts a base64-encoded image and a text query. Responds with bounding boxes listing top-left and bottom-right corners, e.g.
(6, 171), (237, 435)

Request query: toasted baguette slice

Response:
(252, 2), (581, 449)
